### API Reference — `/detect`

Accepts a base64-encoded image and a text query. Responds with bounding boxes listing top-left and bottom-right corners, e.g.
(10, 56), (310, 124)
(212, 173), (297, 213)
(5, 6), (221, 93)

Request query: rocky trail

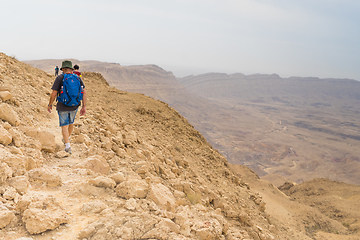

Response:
(1, 53), (360, 239)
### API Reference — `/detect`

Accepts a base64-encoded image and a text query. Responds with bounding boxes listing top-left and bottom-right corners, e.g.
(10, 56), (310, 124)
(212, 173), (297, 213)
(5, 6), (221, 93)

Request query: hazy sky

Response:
(1, 0), (359, 79)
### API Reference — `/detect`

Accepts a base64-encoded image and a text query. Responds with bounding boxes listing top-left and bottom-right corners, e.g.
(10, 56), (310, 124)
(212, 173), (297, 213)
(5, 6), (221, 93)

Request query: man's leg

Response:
(68, 124), (74, 138)
(61, 125), (70, 144)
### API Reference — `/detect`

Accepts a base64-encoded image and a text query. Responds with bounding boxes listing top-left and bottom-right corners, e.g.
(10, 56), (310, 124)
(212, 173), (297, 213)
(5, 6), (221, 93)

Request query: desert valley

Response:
(0, 53), (359, 239)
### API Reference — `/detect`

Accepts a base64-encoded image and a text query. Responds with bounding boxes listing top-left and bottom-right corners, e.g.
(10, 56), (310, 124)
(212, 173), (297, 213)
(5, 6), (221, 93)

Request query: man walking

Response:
(48, 60), (86, 153)
(55, 66), (59, 76)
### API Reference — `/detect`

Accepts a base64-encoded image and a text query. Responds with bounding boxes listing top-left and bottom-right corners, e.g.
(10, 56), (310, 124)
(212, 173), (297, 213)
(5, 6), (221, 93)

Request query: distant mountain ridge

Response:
(179, 72), (360, 107)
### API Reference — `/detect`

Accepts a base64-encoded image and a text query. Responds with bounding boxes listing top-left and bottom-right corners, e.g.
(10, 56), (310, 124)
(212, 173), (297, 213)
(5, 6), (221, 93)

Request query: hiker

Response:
(55, 66), (59, 76)
(47, 60), (86, 153)
(73, 64), (82, 78)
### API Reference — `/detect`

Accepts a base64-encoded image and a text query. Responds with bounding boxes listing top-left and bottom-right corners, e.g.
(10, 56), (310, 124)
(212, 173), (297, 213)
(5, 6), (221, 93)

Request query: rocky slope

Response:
(26, 59), (360, 186)
(0, 53), (288, 239)
(6, 54), (360, 239)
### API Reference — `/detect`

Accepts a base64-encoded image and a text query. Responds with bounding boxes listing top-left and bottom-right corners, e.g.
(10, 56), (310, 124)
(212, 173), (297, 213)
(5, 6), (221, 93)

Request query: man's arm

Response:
(48, 90), (58, 113)
(80, 89), (87, 116)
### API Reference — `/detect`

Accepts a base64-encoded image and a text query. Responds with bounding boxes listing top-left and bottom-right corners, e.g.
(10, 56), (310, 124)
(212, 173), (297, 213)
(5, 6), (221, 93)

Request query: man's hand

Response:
(80, 106), (86, 116)
(47, 105), (52, 113)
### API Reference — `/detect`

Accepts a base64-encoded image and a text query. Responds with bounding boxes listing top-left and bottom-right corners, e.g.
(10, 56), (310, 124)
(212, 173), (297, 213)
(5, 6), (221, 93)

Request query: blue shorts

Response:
(58, 109), (78, 127)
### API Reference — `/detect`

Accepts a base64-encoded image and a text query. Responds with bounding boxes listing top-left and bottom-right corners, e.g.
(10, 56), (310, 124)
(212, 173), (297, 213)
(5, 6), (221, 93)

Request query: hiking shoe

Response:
(65, 147), (72, 154)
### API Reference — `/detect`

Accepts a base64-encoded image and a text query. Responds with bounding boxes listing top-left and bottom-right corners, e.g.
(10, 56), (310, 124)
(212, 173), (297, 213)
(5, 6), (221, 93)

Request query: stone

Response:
(28, 168), (62, 187)
(74, 133), (85, 144)
(24, 129), (56, 153)
(147, 183), (176, 211)
(0, 208), (16, 229)
(89, 176), (116, 189)
(80, 200), (107, 215)
(0, 125), (12, 145)
(0, 162), (12, 184)
(0, 103), (20, 126)
(3, 186), (20, 201)
(0, 91), (12, 101)
(9, 176), (30, 194)
(110, 172), (126, 184)
(7, 128), (22, 147)
(22, 208), (68, 234)
(124, 198), (137, 211)
(3, 155), (27, 176)
(22, 195), (69, 234)
(76, 155), (110, 175)
(115, 178), (149, 199)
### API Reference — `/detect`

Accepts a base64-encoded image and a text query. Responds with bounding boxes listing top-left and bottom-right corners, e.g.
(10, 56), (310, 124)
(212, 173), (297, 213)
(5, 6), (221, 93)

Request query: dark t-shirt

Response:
(51, 73), (85, 111)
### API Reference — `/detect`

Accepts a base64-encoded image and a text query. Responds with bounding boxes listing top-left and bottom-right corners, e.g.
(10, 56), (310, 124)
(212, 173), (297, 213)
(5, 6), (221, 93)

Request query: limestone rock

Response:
(21, 194), (69, 234)
(0, 162), (12, 184)
(0, 207), (16, 229)
(0, 85), (11, 91)
(147, 183), (176, 211)
(22, 207), (68, 234)
(124, 198), (137, 211)
(89, 176), (116, 189)
(24, 129), (56, 153)
(0, 103), (20, 126)
(76, 155), (110, 175)
(3, 155), (27, 176)
(8, 176), (30, 195)
(192, 219), (223, 240)
(80, 200), (107, 215)
(110, 172), (126, 184)
(27, 168), (62, 187)
(141, 218), (181, 239)
(0, 125), (12, 145)
(115, 179), (149, 199)
(0, 91), (12, 101)
(3, 186), (20, 201)
(7, 128), (22, 147)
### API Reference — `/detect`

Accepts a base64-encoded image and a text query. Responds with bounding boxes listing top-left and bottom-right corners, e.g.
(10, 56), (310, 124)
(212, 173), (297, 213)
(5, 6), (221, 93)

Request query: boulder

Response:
(0, 125), (12, 145)
(115, 179), (149, 199)
(27, 168), (62, 187)
(0, 207), (16, 229)
(89, 176), (116, 189)
(0, 103), (20, 126)
(3, 155), (27, 176)
(147, 183), (176, 211)
(21, 194), (69, 234)
(0, 91), (12, 101)
(76, 155), (110, 175)
(22, 207), (68, 234)
(24, 129), (56, 153)
(8, 176), (30, 194)
(110, 172), (126, 184)
(0, 162), (12, 184)
(80, 200), (107, 215)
